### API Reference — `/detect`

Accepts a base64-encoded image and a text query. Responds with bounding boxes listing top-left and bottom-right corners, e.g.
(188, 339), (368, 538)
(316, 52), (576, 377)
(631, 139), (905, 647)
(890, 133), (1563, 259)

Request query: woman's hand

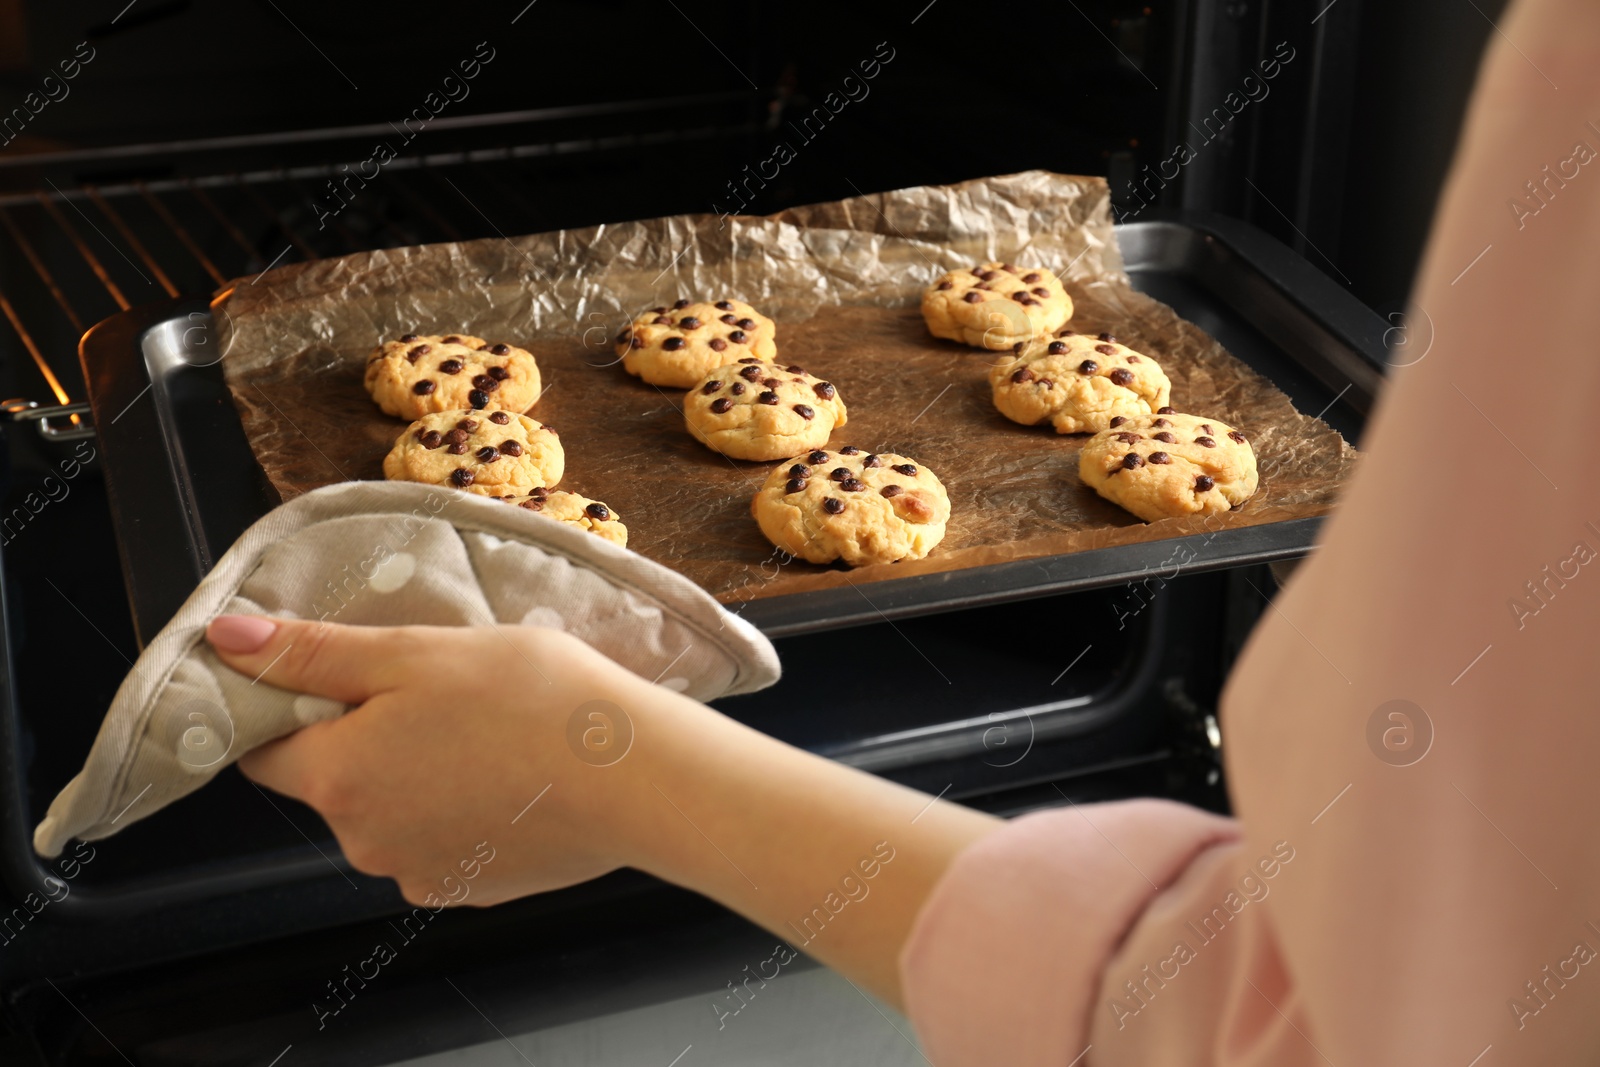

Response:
(206, 612), (1000, 1008)
(207, 613), (671, 907)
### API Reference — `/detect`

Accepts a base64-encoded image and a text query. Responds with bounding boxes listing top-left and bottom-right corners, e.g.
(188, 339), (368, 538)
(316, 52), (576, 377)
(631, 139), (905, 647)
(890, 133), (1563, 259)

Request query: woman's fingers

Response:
(205, 615), (406, 704)
(236, 722), (339, 805)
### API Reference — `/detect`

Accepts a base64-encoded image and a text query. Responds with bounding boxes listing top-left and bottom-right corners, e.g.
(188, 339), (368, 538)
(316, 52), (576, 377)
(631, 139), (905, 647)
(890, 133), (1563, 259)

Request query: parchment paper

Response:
(217, 171), (1357, 604)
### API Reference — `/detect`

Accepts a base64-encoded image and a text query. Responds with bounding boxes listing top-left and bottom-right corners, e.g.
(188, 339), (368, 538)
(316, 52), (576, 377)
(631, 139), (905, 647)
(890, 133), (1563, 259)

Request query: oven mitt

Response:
(33, 481), (780, 857)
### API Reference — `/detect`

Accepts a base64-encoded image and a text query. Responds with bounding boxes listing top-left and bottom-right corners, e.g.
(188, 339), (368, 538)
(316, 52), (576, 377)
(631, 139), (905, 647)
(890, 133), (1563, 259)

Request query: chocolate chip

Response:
(1228, 430), (1247, 443)
(839, 446), (862, 455)
(715, 300), (733, 310)
(1153, 418), (1170, 428)
(630, 337), (644, 349)
(679, 317), (701, 329)
(1000, 263), (1016, 273)
(1109, 368), (1134, 386)
(1031, 287), (1049, 297)
(963, 292), (983, 303)
(420, 430), (443, 448)
(807, 450), (829, 464)
(737, 318), (756, 330)
(585, 502), (610, 521)
(1096, 343), (1117, 355)
(1037, 378), (1054, 388)
(830, 467), (852, 481)
(740, 365), (762, 381)
(1011, 290), (1028, 303)
(892, 463), (917, 476)
(1078, 360), (1098, 375)
(489, 411), (511, 425)
(709, 338), (728, 351)
(788, 463), (809, 477)
(758, 390), (779, 405)
(444, 428), (469, 445)
(1153, 431), (1176, 443)
(662, 337), (686, 351)
(1023, 272), (1040, 283)
(1011, 367), (1033, 384)
(1158, 406), (1176, 415)
(794, 403), (815, 419)
(937, 280), (952, 290)
(530, 487), (549, 498)
(407, 344), (430, 361)
(500, 440), (523, 456)
(702, 380), (723, 394)
(616, 330), (631, 344)
(786, 365), (805, 374)
(1126, 355), (1141, 363)
(720, 314), (738, 325)
(1095, 333), (1114, 343)
(1012, 342), (1024, 354)
(1121, 453), (1145, 470)
(881, 485), (903, 498)
(673, 298), (690, 309)
(1114, 432), (1143, 443)
(448, 442), (468, 455)
(710, 398), (733, 414)
(476, 446), (499, 463)
(439, 359), (464, 374)
(520, 499), (544, 511)
(487, 365), (510, 380)
(1148, 451), (1172, 464)
(728, 330), (747, 343)
(489, 343), (511, 356)
(731, 383), (746, 395)
(1109, 416), (1127, 428)
(400, 333), (418, 342)
(456, 418), (479, 431)
(1047, 341), (1067, 355)
(471, 374), (499, 392)
(786, 477), (807, 494)
(442, 335), (463, 344)
(1020, 297), (1038, 306)
(451, 468), (474, 487)
(738, 357), (760, 364)
(651, 307), (667, 314)
(814, 381), (836, 400)
(1057, 328), (1076, 337)
(1200, 424), (1213, 435)
(863, 454), (882, 468)
(652, 316), (672, 325)
(841, 479), (865, 492)
(762, 377), (781, 388)
(1196, 436), (1217, 448)
(822, 498), (845, 515)
(413, 380), (436, 395)
(1195, 474), (1215, 492)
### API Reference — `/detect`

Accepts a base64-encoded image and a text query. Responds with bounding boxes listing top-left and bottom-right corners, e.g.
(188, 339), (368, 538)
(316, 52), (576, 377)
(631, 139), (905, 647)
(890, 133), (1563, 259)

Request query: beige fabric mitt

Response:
(33, 481), (780, 857)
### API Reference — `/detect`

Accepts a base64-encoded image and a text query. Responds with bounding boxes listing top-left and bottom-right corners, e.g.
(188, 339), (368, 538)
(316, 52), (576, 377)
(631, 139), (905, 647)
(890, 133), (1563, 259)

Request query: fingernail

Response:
(207, 615), (277, 653)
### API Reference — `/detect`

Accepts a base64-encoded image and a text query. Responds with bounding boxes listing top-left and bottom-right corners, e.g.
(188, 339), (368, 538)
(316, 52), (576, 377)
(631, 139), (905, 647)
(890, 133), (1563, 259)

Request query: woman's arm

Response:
(206, 613), (998, 1008)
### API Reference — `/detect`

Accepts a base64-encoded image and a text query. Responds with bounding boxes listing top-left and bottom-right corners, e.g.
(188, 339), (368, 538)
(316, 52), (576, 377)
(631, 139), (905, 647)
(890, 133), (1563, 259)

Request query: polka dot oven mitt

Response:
(32, 482), (780, 857)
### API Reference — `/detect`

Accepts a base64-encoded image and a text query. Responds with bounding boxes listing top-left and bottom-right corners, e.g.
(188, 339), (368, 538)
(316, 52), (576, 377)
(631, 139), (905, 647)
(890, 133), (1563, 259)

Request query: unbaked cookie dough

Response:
(365, 333), (542, 420)
(496, 488), (627, 546)
(382, 409), (564, 497)
(921, 262), (1072, 350)
(617, 298), (778, 388)
(752, 446), (949, 566)
(684, 358), (847, 461)
(1078, 412), (1258, 521)
(990, 329), (1171, 434)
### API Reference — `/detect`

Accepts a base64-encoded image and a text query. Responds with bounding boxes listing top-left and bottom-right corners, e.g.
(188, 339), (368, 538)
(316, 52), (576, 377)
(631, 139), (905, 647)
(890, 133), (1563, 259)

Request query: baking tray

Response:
(79, 214), (1386, 648)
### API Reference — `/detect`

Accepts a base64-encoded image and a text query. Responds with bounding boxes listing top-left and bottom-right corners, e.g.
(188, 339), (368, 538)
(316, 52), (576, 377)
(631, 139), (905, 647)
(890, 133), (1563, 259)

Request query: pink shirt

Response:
(900, 1), (1600, 1061)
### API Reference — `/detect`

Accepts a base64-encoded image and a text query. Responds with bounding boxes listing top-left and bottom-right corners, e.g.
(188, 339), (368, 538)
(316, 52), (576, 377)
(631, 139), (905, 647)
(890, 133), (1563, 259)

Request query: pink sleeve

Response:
(898, 799), (1239, 1067)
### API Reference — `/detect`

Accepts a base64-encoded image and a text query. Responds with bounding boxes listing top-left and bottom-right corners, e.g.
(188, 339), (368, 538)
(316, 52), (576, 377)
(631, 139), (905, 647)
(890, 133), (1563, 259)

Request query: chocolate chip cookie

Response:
(617, 298), (778, 389)
(921, 262), (1072, 350)
(382, 409), (564, 496)
(1078, 412), (1258, 522)
(684, 358), (847, 461)
(751, 446), (950, 566)
(365, 333), (542, 420)
(496, 488), (628, 546)
(990, 329), (1171, 434)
